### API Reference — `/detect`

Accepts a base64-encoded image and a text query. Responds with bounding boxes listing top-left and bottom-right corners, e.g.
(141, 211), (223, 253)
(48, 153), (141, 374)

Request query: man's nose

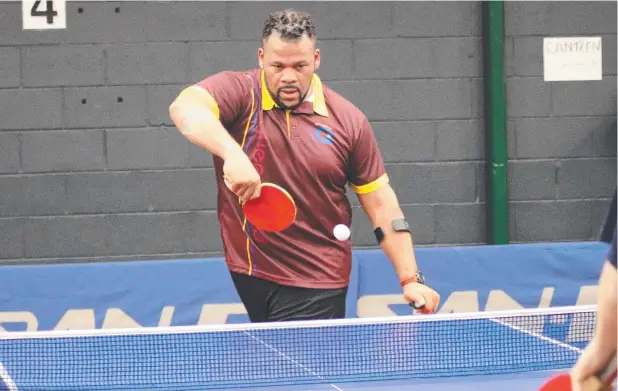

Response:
(280, 69), (298, 85)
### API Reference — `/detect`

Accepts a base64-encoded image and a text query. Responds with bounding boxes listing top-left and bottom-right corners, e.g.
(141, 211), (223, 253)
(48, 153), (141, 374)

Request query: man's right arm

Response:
(169, 85), (244, 161)
(169, 73), (262, 202)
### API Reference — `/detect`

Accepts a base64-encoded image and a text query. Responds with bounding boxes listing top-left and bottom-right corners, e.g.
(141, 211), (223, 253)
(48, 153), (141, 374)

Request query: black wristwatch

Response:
(400, 270), (425, 287)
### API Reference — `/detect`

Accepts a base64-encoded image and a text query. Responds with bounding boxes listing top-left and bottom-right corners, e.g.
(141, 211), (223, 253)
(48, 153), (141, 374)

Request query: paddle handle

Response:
(409, 296), (426, 310)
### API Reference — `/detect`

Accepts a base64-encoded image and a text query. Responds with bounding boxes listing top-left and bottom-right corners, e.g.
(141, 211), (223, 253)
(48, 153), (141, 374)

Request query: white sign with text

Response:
(543, 36), (602, 81)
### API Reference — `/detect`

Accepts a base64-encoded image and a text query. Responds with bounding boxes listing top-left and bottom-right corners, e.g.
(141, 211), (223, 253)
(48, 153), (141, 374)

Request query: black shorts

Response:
(230, 271), (348, 323)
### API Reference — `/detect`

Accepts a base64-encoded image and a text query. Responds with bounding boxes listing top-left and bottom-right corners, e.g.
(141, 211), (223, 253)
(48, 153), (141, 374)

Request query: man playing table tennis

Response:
(169, 9), (440, 322)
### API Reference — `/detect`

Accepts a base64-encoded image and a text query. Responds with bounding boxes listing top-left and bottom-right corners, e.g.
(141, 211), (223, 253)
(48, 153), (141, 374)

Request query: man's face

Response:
(258, 31), (320, 110)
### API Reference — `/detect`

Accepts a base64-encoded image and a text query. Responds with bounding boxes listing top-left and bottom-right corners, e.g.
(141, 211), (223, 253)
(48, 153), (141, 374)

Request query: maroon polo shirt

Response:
(193, 68), (389, 289)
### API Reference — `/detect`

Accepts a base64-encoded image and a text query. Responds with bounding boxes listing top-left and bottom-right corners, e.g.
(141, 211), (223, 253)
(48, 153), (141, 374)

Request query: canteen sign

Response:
(543, 36), (603, 81)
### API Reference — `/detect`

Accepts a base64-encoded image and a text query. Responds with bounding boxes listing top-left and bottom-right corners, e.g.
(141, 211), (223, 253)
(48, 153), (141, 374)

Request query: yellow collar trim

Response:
(261, 70), (328, 117)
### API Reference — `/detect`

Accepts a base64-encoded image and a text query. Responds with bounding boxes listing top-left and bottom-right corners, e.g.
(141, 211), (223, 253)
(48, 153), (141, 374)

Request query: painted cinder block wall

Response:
(0, 1), (615, 263)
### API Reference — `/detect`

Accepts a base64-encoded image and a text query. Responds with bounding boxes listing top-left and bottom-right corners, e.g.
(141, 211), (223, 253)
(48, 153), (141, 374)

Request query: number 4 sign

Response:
(22, 0), (66, 30)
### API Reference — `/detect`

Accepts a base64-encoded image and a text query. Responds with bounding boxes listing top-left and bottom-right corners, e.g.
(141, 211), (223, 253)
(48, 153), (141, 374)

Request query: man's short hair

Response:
(262, 9), (316, 42)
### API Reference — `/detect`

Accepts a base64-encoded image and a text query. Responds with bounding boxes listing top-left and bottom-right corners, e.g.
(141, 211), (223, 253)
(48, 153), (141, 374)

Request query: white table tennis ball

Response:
(333, 224), (351, 241)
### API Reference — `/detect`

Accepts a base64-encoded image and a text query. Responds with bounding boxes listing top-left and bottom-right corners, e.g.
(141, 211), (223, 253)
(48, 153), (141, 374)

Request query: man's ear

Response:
(258, 47), (264, 69)
(314, 48), (321, 70)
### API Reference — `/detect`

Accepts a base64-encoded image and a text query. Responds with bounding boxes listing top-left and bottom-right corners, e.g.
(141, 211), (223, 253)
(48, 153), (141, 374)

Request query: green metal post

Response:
(482, 1), (509, 244)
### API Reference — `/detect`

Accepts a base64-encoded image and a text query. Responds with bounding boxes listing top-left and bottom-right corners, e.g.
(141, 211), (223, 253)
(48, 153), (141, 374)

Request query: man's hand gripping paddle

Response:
(241, 183), (296, 232)
(539, 353), (617, 391)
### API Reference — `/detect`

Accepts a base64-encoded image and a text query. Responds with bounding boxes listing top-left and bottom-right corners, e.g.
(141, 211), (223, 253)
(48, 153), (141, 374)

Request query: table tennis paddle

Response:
(241, 182), (296, 232)
(538, 353), (617, 391)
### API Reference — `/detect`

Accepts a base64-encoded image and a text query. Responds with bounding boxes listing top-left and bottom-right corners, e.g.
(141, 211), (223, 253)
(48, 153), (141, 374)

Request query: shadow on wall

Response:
(597, 117), (617, 242)
(570, 116), (618, 157)
(609, 118), (618, 156)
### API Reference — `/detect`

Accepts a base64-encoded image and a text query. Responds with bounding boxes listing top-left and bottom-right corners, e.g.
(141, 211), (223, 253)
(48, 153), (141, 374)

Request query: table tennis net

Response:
(0, 305), (595, 391)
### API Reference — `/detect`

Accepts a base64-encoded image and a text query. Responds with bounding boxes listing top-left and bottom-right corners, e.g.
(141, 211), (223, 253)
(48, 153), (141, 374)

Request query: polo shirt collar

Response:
(261, 70), (328, 117)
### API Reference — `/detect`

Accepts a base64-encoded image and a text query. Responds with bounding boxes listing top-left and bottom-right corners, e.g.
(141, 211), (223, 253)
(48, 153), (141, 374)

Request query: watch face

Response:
(416, 271), (425, 284)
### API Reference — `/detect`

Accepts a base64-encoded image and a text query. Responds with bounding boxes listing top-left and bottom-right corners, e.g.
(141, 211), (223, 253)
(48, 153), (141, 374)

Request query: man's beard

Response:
(270, 85), (308, 111)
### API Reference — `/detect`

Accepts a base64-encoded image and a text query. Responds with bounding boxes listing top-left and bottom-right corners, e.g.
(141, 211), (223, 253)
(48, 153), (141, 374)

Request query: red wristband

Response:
(400, 276), (419, 287)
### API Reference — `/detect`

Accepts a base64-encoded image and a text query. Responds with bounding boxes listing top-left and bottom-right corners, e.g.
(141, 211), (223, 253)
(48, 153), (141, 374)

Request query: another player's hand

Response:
(403, 282), (440, 314)
(570, 339), (610, 391)
(222, 149), (261, 203)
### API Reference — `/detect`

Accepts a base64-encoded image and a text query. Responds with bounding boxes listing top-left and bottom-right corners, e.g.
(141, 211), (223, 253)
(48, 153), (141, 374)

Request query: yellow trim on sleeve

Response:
(350, 173), (389, 195)
(188, 85), (220, 119)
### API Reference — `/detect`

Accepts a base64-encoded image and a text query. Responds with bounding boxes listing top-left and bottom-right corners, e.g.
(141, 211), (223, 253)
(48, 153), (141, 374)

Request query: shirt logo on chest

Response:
(314, 123), (334, 145)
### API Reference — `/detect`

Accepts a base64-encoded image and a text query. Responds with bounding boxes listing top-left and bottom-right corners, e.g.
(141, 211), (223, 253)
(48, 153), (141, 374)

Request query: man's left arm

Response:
(348, 116), (440, 313)
(356, 184), (417, 282)
(356, 184), (440, 313)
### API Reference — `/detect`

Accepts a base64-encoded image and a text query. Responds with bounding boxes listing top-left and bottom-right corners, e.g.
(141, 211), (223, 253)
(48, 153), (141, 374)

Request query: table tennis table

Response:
(225, 371), (564, 390)
(0, 305), (595, 391)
